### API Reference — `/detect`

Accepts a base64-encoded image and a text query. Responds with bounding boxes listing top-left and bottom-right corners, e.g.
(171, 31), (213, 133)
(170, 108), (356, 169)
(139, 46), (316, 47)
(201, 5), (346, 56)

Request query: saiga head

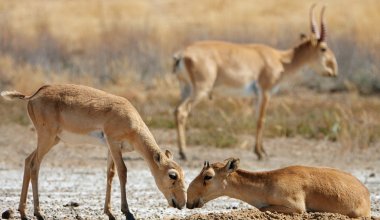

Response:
(298, 4), (338, 77)
(186, 158), (240, 209)
(153, 150), (186, 209)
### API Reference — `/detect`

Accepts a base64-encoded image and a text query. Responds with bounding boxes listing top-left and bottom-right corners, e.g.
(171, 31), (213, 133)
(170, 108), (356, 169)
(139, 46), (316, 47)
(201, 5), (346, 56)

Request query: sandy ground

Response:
(0, 124), (379, 219)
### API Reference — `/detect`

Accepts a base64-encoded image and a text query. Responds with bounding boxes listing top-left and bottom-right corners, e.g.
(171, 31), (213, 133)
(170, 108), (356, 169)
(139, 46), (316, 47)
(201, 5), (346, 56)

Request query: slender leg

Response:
(254, 91), (271, 160)
(19, 151), (36, 220)
(175, 91), (207, 160)
(30, 135), (59, 220)
(104, 151), (116, 220)
(260, 205), (304, 214)
(106, 139), (134, 220)
(175, 57), (217, 160)
(175, 98), (190, 160)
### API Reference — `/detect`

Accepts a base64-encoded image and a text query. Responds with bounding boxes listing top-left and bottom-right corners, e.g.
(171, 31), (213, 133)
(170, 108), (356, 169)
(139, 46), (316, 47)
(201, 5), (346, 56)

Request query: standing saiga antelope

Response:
(173, 5), (338, 160)
(1, 84), (186, 220)
(187, 158), (371, 218)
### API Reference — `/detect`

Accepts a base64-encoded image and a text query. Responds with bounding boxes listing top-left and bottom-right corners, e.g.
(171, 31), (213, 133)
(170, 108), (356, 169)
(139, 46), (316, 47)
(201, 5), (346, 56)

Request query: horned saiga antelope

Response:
(187, 158), (371, 218)
(173, 5), (338, 160)
(1, 84), (186, 220)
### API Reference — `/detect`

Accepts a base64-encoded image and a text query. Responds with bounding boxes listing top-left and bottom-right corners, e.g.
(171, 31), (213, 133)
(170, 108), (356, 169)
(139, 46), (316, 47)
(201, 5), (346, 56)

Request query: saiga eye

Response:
(204, 175), (212, 181)
(169, 173), (177, 180)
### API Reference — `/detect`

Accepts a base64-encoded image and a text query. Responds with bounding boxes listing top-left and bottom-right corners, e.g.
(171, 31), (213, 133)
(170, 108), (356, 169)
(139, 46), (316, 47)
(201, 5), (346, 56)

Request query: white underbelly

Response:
(213, 81), (259, 97)
(58, 130), (106, 147)
(57, 130), (134, 152)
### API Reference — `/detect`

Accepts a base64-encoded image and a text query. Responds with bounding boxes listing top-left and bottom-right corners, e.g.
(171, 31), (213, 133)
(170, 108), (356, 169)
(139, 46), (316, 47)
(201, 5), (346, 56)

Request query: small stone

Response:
(63, 201), (80, 207)
(2, 209), (14, 219)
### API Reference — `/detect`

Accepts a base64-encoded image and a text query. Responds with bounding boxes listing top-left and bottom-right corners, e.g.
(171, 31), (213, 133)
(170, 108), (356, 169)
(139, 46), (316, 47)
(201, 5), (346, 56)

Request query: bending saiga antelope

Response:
(173, 5), (338, 160)
(1, 84), (186, 220)
(187, 158), (371, 218)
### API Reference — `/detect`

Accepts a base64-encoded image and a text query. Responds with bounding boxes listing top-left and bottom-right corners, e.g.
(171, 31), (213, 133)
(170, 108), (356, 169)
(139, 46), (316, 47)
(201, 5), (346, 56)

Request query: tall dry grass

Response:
(0, 0), (379, 150)
(0, 0), (379, 92)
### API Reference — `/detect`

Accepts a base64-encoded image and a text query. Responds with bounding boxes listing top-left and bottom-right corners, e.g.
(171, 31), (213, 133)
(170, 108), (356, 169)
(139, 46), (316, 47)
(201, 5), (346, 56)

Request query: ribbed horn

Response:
(310, 4), (320, 39)
(319, 6), (326, 42)
(204, 161), (210, 168)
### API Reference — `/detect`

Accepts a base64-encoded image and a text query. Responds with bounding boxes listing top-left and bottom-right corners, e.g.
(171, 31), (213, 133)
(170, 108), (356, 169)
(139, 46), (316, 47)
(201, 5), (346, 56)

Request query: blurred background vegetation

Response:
(0, 0), (379, 151)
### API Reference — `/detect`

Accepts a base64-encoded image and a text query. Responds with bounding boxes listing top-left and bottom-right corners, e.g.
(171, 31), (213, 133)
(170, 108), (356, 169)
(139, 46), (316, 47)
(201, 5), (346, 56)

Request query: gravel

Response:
(1, 125), (379, 219)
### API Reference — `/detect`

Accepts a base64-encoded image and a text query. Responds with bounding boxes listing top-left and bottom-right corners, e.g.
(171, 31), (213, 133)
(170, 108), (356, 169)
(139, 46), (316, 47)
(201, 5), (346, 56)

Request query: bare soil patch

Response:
(0, 125), (379, 219)
(177, 209), (367, 220)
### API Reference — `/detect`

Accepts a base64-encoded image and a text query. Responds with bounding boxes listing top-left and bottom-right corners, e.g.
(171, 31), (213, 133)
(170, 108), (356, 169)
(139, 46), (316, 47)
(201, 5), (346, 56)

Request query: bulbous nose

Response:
(171, 197), (186, 210)
(186, 202), (194, 209)
(186, 199), (200, 209)
(178, 200), (186, 209)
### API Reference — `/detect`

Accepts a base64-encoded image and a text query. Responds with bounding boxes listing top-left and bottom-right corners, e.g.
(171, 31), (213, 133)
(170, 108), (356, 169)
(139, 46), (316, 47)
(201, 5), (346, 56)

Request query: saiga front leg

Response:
(106, 139), (135, 220)
(260, 205), (304, 214)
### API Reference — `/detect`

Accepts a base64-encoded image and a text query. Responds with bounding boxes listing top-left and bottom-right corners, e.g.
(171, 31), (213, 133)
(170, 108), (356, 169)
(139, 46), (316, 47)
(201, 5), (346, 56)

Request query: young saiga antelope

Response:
(186, 158), (371, 218)
(173, 5), (338, 160)
(1, 84), (186, 220)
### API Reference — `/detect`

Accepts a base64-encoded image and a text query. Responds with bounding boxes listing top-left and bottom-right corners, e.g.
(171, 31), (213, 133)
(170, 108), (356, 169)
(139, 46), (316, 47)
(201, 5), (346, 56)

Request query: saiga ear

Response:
(165, 150), (173, 160)
(225, 158), (240, 173)
(203, 161), (210, 169)
(299, 33), (307, 41)
(153, 152), (163, 168)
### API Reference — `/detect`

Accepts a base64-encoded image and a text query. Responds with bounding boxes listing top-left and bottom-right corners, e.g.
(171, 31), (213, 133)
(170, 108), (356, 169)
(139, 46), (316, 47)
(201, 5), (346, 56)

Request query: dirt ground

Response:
(1, 124), (379, 219)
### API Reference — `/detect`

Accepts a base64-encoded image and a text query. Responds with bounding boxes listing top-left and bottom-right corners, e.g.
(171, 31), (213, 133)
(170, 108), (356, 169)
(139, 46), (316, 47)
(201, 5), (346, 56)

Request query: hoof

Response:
(104, 209), (116, 220)
(36, 215), (45, 220)
(125, 212), (135, 220)
(34, 213), (45, 220)
(106, 214), (116, 220)
(179, 152), (187, 161)
(254, 150), (265, 161)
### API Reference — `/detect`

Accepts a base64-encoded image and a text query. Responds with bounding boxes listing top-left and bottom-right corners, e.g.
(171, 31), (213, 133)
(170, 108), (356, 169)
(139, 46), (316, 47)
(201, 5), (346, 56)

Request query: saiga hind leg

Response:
(254, 91), (270, 160)
(260, 205), (304, 214)
(19, 150), (36, 220)
(175, 91), (208, 160)
(175, 58), (216, 160)
(104, 151), (116, 220)
(28, 132), (59, 220)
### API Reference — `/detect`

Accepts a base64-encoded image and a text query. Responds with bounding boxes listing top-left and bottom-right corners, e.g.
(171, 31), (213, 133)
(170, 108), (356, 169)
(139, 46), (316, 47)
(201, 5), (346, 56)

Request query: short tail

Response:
(1, 91), (26, 101)
(172, 52), (182, 74)
(1, 85), (49, 101)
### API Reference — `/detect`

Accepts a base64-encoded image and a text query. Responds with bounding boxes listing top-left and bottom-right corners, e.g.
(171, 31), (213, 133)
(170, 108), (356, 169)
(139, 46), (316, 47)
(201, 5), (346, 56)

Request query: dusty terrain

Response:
(1, 124), (379, 219)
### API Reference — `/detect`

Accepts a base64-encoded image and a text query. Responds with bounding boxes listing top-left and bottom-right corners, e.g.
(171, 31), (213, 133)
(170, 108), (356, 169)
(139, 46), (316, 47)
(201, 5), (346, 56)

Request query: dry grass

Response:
(0, 0), (379, 92)
(129, 81), (380, 150)
(0, 0), (379, 151)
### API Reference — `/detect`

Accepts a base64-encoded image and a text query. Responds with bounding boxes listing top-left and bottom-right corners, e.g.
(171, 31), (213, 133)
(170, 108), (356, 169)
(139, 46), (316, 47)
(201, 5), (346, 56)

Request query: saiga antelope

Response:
(173, 5), (338, 160)
(187, 158), (371, 218)
(1, 84), (186, 220)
